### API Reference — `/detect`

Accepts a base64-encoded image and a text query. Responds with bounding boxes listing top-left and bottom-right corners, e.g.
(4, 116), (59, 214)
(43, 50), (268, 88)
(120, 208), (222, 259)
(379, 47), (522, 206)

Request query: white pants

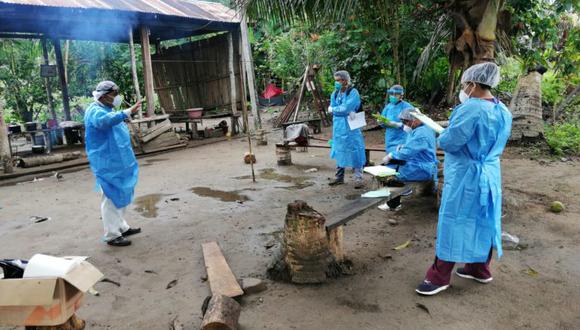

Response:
(101, 195), (131, 242)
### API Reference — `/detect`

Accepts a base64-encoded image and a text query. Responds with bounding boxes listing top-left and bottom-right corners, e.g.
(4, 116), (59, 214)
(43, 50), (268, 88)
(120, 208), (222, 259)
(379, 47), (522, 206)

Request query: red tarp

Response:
(262, 83), (283, 99)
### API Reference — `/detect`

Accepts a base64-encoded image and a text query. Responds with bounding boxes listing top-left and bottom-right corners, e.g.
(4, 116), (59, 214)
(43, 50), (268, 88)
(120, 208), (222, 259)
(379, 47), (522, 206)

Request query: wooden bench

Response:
(306, 143), (384, 166)
(324, 186), (412, 230)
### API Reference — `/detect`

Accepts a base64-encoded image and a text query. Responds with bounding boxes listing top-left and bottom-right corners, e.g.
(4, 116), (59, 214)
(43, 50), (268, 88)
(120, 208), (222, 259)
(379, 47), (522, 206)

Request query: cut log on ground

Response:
(200, 294), (241, 330)
(268, 200), (342, 284)
(142, 130), (182, 153)
(25, 314), (85, 330)
(18, 152), (81, 168)
(201, 242), (244, 298)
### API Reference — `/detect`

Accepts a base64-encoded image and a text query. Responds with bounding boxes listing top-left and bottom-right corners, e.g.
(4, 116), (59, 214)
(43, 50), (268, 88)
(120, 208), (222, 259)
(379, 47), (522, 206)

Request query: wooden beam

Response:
(239, 13), (260, 130)
(41, 38), (57, 123)
(129, 28), (143, 119)
(140, 26), (155, 117)
(0, 101), (14, 173)
(140, 119), (172, 143)
(227, 32), (238, 116)
(52, 39), (71, 121)
(201, 242), (244, 298)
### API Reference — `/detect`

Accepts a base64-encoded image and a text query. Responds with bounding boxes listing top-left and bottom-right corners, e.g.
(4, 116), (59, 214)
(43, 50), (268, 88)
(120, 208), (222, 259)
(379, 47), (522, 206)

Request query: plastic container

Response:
(186, 108), (203, 119)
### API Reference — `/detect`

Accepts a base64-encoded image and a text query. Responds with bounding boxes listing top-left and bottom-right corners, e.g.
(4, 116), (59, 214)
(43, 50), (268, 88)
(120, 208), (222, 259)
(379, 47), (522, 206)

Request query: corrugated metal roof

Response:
(0, 0), (240, 23)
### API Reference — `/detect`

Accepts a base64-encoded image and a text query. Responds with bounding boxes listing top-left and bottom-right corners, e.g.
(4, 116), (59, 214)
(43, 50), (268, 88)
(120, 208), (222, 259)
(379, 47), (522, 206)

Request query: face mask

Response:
(388, 96), (399, 104)
(334, 81), (343, 90)
(112, 95), (123, 108)
(459, 83), (473, 104)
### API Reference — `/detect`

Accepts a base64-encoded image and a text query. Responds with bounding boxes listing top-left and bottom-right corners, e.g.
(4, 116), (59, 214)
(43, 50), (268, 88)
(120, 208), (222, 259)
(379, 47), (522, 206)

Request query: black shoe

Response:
(329, 179), (344, 186)
(107, 236), (132, 247)
(122, 227), (142, 237)
(415, 280), (449, 296)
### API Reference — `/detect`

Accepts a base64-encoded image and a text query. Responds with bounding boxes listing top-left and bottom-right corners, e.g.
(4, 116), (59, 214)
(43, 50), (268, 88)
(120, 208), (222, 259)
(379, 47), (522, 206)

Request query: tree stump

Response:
(200, 294), (241, 330)
(25, 314), (85, 330)
(275, 143), (292, 166)
(268, 200), (343, 284)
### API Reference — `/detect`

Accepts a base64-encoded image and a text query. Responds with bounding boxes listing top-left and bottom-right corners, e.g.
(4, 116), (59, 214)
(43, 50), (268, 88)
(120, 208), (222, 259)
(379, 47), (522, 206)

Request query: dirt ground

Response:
(1, 124), (579, 330)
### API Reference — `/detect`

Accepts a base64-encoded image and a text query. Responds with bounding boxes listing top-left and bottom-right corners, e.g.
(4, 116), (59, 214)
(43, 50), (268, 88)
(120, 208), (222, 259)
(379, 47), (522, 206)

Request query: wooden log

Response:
(201, 242), (244, 298)
(200, 295), (241, 330)
(25, 314), (85, 330)
(18, 152), (81, 168)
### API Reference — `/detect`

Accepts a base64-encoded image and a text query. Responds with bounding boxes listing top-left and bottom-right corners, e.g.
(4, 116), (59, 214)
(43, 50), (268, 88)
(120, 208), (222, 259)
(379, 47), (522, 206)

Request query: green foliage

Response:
(496, 57), (523, 93)
(545, 123), (580, 156)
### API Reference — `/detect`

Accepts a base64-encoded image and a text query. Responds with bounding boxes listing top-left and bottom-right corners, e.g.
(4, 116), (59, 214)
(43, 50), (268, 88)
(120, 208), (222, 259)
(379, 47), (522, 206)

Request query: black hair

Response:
(475, 82), (492, 90)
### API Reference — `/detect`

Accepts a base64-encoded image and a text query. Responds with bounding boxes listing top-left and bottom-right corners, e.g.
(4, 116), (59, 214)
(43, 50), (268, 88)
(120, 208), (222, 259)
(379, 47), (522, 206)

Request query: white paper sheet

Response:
(23, 254), (87, 278)
(348, 112), (367, 130)
(361, 188), (391, 198)
(363, 165), (397, 177)
(410, 112), (445, 134)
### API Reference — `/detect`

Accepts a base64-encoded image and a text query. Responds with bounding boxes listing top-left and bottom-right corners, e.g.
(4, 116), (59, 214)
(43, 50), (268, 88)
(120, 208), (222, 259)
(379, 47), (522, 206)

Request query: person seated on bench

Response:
(327, 70), (366, 189)
(380, 84), (414, 154)
(378, 108), (437, 211)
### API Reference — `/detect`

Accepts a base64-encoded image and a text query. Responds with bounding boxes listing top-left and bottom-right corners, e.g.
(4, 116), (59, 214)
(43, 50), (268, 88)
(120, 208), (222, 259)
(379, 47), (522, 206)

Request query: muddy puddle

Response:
(134, 194), (166, 218)
(191, 187), (250, 203)
(235, 168), (314, 190)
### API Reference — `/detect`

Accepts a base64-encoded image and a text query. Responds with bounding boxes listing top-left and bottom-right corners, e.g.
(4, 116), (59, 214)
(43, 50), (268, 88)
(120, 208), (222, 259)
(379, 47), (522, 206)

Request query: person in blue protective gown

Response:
(415, 62), (512, 296)
(327, 70), (366, 189)
(380, 84), (414, 154)
(378, 108), (438, 211)
(84, 81), (143, 247)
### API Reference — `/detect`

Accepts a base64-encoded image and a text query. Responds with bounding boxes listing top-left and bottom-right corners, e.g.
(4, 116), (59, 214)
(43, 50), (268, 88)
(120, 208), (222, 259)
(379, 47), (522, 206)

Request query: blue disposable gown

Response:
(381, 100), (413, 153)
(84, 102), (139, 209)
(330, 88), (366, 168)
(435, 98), (512, 263)
(391, 124), (437, 182)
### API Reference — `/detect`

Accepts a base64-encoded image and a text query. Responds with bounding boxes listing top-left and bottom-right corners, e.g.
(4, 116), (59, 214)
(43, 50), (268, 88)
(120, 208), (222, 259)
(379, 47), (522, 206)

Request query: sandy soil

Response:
(1, 125), (579, 330)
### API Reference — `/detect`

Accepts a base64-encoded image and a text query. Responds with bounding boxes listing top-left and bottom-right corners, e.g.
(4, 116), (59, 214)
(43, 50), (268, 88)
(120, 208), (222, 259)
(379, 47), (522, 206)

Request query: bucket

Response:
(186, 108), (203, 119)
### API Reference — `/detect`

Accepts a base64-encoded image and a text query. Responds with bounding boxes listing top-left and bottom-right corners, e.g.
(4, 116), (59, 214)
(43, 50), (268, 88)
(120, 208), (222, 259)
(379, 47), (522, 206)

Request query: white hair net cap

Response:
(461, 62), (501, 88)
(334, 70), (351, 83)
(92, 80), (119, 101)
(398, 107), (421, 120)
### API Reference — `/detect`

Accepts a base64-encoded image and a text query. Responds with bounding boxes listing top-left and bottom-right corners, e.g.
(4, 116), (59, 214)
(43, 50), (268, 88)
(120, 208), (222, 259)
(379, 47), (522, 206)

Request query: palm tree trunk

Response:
(509, 71), (544, 141)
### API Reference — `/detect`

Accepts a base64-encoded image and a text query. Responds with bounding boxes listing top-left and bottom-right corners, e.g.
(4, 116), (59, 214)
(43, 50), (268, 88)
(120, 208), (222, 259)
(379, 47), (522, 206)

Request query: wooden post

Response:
(239, 12), (260, 130)
(140, 26), (155, 117)
(236, 54), (255, 181)
(41, 38), (57, 123)
(327, 226), (345, 263)
(53, 39), (71, 121)
(0, 101), (14, 173)
(238, 48), (248, 133)
(129, 28), (143, 119)
(227, 32), (238, 116)
(292, 65), (309, 122)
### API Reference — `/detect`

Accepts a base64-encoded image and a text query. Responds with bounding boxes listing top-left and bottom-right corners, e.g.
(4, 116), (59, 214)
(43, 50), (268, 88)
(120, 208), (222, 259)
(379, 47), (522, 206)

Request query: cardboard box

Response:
(0, 255), (103, 326)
